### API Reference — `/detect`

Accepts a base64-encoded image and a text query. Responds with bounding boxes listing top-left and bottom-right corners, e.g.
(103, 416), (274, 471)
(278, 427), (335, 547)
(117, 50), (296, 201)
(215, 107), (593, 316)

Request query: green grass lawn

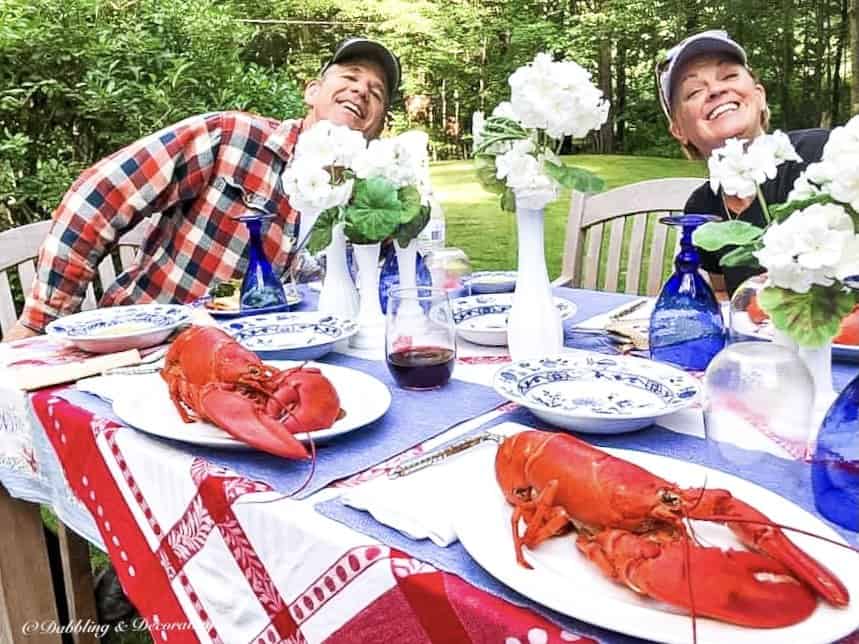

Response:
(429, 154), (707, 280)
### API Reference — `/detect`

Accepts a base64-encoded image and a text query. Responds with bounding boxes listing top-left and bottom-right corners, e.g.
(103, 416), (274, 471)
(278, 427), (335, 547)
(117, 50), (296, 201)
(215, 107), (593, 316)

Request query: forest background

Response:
(1, 0), (857, 231)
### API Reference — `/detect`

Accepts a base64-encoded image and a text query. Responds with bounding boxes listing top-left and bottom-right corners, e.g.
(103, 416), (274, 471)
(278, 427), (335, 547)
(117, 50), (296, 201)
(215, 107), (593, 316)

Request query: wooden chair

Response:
(553, 178), (703, 296)
(0, 217), (149, 642)
(0, 219), (149, 339)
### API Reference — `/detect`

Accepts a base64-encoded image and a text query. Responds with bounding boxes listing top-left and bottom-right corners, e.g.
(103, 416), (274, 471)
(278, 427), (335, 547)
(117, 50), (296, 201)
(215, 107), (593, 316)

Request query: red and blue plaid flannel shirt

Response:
(21, 111), (303, 333)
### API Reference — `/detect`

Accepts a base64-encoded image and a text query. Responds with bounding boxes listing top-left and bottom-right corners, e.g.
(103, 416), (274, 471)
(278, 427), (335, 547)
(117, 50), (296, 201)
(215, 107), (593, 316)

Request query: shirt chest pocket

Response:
(210, 176), (278, 218)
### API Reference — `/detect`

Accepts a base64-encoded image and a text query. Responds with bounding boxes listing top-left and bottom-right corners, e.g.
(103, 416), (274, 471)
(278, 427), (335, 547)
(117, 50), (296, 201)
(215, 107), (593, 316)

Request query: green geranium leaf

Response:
(544, 162), (604, 192)
(693, 221), (764, 251)
(305, 207), (341, 254)
(344, 177), (402, 244)
(757, 285), (857, 347)
(719, 245), (760, 268)
(395, 205), (431, 247)
(500, 187), (516, 213)
(397, 185), (422, 224)
(475, 154), (506, 194)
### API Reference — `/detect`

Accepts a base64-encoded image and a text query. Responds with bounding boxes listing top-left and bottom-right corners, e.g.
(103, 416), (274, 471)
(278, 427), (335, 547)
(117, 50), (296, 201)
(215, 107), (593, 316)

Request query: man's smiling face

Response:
(669, 54), (767, 158)
(304, 59), (388, 140)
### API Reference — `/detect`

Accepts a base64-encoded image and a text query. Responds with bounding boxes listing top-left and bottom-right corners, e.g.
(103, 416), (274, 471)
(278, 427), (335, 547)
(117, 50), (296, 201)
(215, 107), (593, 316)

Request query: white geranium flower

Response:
(835, 234), (859, 281)
(491, 101), (518, 120)
(294, 120), (366, 168)
(708, 132), (802, 198)
(826, 153), (859, 210)
(766, 262), (817, 293)
(787, 171), (820, 201)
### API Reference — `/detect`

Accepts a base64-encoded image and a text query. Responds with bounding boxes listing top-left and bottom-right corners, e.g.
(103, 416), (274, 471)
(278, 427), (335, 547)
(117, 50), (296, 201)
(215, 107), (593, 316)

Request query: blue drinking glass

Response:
(235, 212), (288, 311)
(649, 214), (726, 371)
(812, 372), (859, 531)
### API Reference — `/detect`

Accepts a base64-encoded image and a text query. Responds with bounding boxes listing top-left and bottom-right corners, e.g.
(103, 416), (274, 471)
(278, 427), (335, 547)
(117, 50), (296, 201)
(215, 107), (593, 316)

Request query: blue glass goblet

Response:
(649, 214), (726, 371)
(234, 212), (288, 312)
(812, 372), (859, 532)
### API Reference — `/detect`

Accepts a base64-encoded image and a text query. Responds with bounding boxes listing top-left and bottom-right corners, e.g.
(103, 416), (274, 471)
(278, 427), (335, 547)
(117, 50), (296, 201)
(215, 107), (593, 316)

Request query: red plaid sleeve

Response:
(20, 113), (225, 332)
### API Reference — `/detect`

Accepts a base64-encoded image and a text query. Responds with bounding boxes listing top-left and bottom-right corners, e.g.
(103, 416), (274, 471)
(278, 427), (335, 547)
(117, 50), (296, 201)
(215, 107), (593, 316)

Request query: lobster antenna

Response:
(692, 514), (859, 554)
(679, 505), (699, 644)
(234, 433), (318, 506)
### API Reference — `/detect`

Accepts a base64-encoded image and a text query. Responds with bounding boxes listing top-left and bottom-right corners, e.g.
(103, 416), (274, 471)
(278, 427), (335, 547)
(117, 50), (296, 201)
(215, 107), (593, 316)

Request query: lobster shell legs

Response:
(577, 529), (819, 628)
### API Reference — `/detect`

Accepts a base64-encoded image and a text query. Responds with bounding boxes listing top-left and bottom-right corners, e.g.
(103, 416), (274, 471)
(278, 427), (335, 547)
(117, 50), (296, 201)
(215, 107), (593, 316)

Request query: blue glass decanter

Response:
(812, 372), (859, 531)
(235, 212), (288, 312)
(649, 214), (726, 371)
(378, 243), (432, 313)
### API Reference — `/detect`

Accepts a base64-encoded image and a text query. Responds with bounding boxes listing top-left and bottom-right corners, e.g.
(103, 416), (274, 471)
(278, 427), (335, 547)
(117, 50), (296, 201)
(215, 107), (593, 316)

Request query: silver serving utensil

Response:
(101, 345), (169, 376)
(388, 432), (505, 479)
(609, 297), (650, 321)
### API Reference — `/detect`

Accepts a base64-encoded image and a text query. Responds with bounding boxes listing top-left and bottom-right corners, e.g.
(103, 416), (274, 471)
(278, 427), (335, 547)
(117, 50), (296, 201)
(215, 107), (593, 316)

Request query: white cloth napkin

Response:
(341, 421), (524, 546)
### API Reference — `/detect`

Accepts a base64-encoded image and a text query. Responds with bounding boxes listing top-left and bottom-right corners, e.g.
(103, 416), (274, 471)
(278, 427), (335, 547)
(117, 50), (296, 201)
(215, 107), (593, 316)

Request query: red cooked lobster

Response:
(495, 430), (850, 629)
(161, 326), (341, 459)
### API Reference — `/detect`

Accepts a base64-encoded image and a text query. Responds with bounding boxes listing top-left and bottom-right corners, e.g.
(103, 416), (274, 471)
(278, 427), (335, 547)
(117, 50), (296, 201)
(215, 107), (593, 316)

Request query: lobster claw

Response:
(577, 529), (819, 628)
(197, 385), (309, 459)
(686, 489), (850, 607)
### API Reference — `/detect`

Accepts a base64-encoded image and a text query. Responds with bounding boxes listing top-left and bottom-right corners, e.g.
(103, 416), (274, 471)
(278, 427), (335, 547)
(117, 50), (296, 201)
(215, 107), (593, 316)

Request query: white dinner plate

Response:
(45, 304), (191, 354)
(493, 352), (700, 433)
(453, 446), (859, 644)
(464, 271), (517, 294)
(452, 294), (577, 346)
(732, 311), (859, 362)
(111, 361), (391, 449)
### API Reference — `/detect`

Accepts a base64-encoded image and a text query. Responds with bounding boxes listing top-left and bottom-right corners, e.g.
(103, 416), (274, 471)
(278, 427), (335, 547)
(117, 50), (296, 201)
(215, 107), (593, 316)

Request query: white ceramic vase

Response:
(350, 241), (385, 350)
(507, 200), (563, 361)
(395, 239), (418, 290)
(317, 222), (359, 320)
(772, 328), (837, 426)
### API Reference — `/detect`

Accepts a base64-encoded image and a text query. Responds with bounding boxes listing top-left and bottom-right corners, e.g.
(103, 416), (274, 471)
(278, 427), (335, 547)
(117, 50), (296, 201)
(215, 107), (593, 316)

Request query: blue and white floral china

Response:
(465, 271), (518, 295)
(223, 312), (357, 360)
(45, 304), (191, 354)
(492, 352), (700, 433)
(452, 293), (576, 347)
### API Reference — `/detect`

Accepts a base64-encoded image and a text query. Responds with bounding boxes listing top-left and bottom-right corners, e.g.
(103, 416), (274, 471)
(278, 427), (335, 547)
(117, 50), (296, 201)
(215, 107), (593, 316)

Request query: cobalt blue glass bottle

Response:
(812, 372), (859, 532)
(378, 242), (432, 313)
(236, 213), (288, 311)
(649, 214), (726, 371)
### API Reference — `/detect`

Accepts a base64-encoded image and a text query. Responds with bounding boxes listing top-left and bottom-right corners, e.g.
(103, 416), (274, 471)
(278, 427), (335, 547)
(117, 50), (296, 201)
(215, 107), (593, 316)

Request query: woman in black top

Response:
(657, 30), (828, 297)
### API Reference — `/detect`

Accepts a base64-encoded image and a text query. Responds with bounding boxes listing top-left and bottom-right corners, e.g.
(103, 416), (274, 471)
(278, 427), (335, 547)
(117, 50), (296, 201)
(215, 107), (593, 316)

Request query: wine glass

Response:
(703, 341), (815, 463)
(234, 212), (288, 312)
(385, 286), (456, 390)
(649, 214), (726, 371)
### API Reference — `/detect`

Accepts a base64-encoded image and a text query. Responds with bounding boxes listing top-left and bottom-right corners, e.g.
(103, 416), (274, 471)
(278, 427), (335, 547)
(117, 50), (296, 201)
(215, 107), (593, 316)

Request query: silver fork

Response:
(101, 346), (169, 376)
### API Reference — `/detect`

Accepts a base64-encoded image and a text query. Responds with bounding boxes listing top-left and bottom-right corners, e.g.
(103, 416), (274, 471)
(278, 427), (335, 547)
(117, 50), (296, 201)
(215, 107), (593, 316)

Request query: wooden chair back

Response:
(0, 220), (149, 338)
(553, 178), (703, 295)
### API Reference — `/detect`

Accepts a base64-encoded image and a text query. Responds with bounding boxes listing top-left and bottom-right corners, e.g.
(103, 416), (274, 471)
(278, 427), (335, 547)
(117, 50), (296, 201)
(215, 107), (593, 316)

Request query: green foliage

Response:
(0, 0), (304, 230)
(344, 177), (406, 244)
(758, 285), (857, 347)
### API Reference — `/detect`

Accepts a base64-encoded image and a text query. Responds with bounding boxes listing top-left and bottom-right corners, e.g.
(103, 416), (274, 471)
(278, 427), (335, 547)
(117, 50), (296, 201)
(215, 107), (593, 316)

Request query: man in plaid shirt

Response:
(5, 38), (400, 340)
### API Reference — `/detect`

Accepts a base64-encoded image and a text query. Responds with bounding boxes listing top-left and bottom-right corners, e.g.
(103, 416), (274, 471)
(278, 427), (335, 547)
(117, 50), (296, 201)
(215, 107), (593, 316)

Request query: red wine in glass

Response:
(387, 345), (455, 390)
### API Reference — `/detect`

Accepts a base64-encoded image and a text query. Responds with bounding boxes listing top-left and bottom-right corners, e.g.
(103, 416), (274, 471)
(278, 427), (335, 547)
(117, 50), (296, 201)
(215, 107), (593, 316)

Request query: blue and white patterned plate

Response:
(45, 304), (191, 354)
(451, 293), (577, 346)
(222, 312), (358, 361)
(493, 352), (700, 433)
(464, 271), (517, 294)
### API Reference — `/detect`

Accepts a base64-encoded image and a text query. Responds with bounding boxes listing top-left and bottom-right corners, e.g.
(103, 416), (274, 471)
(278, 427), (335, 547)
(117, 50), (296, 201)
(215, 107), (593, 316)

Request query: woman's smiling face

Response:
(669, 54), (767, 158)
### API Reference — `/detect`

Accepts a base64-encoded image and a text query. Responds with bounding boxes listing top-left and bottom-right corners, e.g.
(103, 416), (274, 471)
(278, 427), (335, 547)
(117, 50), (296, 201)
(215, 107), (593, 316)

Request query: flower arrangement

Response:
(472, 52), (610, 211)
(281, 120), (431, 252)
(694, 118), (859, 347)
